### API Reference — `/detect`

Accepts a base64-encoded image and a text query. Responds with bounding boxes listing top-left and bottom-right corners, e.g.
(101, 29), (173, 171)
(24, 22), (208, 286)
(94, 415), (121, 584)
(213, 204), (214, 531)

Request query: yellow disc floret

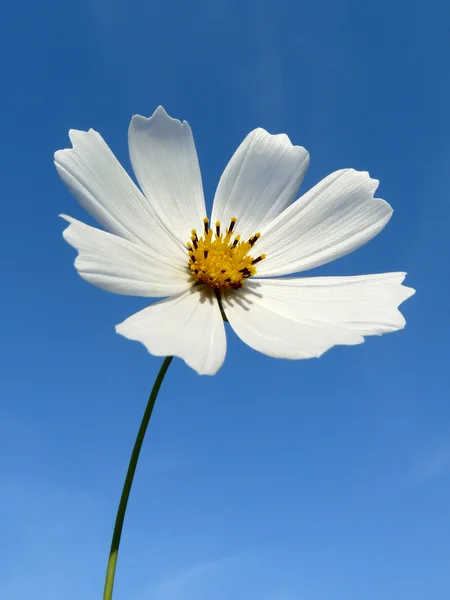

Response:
(187, 217), (266, 290)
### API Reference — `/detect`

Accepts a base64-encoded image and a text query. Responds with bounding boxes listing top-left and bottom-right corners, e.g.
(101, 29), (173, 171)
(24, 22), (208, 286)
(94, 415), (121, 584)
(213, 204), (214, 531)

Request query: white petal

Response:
(62, 216), (192, 297)
(222, 274), (414, 359)
(128, 106), (206, 243)
(255, 169), (393, 277)
(211, 128), (309, 241)
(55, 128), (184, 261)
(116, 287), (226, 375)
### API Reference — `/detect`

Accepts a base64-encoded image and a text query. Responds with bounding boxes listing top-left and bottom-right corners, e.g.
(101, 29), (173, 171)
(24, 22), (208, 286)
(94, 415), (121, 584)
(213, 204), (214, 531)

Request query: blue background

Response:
(1, 1), (449, 599)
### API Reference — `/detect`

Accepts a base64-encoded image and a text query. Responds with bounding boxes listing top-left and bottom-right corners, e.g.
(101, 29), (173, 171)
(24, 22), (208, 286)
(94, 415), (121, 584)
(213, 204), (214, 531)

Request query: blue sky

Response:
(1, 0), (450, 598)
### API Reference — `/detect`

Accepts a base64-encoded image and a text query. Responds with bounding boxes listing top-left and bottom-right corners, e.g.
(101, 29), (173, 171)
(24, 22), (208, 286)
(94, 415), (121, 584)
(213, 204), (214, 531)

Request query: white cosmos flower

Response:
(55, 106), (415, 375)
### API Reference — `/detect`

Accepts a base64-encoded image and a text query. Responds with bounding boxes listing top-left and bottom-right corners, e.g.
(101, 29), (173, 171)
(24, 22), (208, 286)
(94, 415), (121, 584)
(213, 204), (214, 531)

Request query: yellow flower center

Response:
(187, 217), (266, 290)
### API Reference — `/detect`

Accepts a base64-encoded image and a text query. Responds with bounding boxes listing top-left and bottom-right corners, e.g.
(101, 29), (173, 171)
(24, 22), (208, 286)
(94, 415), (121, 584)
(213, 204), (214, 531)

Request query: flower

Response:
(55, 106), (415, 375)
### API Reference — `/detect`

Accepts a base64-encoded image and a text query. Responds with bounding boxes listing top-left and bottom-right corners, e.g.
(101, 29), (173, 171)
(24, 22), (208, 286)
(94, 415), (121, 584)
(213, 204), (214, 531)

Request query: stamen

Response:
(228, 217), (237, 233)
(204, 250), (208, 259)
(249, 232), (261, 246)
(215, 220), (221, 237)
(203, 217), (209, 233)
(232, 234), (241, 248)
(251, 254), (266, 265)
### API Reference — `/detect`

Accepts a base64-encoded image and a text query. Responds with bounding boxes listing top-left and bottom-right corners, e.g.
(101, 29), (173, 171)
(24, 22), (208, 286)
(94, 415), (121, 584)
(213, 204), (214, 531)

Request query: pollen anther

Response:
(251, 254), (266, 265)
(228, 217), (237, 233)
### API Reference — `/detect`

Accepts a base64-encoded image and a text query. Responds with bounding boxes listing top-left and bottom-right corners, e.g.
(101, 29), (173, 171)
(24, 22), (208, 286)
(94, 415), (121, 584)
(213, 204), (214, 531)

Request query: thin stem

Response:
(103, 356), (173, 600)
(214, 289), (229, 322)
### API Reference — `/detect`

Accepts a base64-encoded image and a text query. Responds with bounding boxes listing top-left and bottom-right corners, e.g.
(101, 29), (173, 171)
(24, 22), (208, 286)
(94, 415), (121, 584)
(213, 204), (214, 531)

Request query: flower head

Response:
(187, 218), (265, 290)
(55, 107), (415, 375)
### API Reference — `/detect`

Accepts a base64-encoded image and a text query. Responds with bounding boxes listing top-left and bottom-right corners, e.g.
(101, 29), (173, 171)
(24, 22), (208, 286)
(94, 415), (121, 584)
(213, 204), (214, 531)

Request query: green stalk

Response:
(103, 356), (173, 600)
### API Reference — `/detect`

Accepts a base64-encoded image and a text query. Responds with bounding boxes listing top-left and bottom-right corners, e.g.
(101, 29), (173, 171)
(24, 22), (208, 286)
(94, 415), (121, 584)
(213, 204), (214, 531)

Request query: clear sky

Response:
(1, 1), (449, 599)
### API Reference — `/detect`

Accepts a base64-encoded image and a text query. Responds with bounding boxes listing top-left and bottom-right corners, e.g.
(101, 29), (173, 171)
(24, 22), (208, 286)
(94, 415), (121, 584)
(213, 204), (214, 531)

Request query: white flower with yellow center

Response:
(55, 107), (414, 375)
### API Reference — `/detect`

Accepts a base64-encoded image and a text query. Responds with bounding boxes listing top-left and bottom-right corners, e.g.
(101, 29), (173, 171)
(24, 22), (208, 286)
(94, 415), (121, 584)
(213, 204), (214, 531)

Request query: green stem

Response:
(214, 289), (228, 322)
(102, 356), (173, 600)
